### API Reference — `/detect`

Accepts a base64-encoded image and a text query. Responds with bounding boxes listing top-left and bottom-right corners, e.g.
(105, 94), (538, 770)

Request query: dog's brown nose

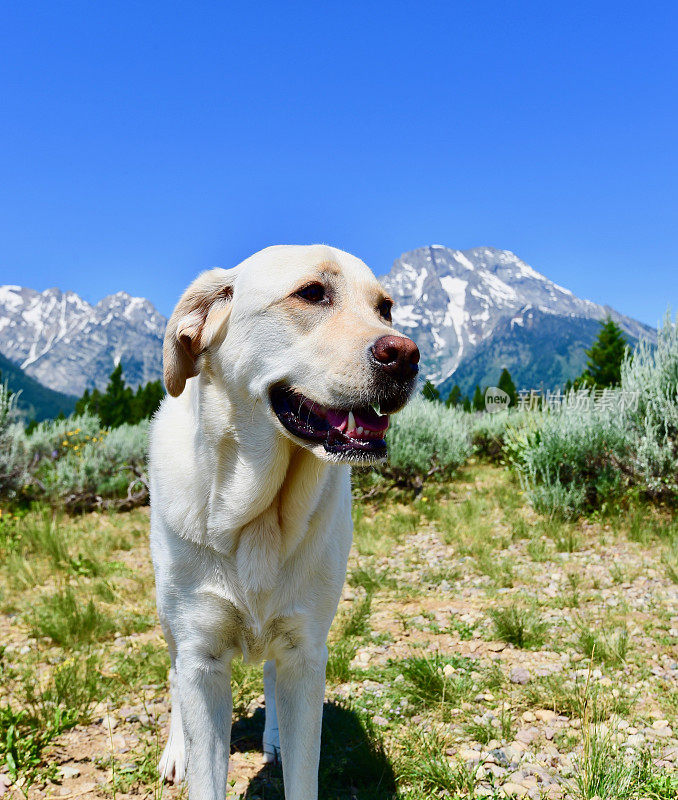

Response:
(371, 335), (420, 380)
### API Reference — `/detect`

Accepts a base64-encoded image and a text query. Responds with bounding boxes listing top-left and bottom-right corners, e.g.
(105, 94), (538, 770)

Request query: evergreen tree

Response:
(74, 366), (165, 427)
(497, 367), (517, 407)
(422, 379), (441, 402)
(131, 380), (165, 422)
(74, 388), (90, 417)
(97, 364), (133, 428)
(580, 317), (628, 388)
(446, 384), (462, 408)
(462, 395), (471, 412)
(472, 384), (484, 411)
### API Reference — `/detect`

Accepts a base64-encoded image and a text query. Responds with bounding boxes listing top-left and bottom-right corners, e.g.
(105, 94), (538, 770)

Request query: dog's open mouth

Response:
(270, 385), (389, 458)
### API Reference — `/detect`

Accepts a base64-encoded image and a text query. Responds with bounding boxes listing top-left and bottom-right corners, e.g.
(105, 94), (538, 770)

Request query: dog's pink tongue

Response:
(326, 409), (348, 431)
(354, 410), (389, 433)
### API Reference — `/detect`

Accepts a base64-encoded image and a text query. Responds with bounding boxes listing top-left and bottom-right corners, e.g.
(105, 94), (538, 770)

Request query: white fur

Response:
(149, 245), (409, 800)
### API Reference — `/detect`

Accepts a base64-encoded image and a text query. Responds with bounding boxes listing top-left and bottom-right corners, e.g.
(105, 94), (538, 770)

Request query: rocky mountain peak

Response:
(382, 246), (655, 388)
(0, 285), (166, 396)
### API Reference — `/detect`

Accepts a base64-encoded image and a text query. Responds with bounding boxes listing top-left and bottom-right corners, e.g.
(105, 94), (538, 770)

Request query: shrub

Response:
(504, 314), (678, 516)
(469, 410), (518, 461)
(23, 417), (149, 510)
(620, 311), (678, 500)
(385, 397), (472, 484)
(22, 413), (102, 462)
(0, 384), (28, 501)
(504, 402), (631, 517)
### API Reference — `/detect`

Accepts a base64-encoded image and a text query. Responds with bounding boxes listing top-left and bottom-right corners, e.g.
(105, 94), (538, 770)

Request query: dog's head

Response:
(164, 245), (419, 464)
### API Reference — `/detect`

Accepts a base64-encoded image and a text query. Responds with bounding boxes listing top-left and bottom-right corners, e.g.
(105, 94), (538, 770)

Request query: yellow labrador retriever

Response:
(149, 245), (419, 800)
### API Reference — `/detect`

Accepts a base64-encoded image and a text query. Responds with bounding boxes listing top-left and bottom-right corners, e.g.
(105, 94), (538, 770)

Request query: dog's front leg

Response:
(275, 645), (327, 800)
(176, 646), (232, 800)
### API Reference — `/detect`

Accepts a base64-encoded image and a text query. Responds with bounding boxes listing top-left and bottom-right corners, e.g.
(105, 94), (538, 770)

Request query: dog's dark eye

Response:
(378, 298), (393, 322)
(295, 283), (327, 304)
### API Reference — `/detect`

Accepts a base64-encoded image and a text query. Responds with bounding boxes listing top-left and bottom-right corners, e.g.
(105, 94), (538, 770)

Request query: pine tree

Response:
(97, 364), (133, 427)
(422, 379), (441, 403)
(446, 384), (462, 408)
(131, 380), (165, 422)
(497, 368), (517, 407)
(472, 384), (484, 411)
(74, 368), (164, 427)
(580, 317), (628, 388)
(462, 395), (471, 412)
(0, 371), (11, 398)
(74, 388), (90, 417)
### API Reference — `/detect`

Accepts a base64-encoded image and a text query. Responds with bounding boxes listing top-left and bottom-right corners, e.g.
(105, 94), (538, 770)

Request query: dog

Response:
(149, 244), (419, 800)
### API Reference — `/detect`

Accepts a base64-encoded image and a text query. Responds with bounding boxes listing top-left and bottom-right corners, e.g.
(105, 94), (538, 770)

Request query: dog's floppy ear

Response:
(163, 268), (237, 397)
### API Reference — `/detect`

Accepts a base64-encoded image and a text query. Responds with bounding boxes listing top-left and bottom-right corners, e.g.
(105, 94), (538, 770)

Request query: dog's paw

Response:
(262, 731), (281, 765)
(158, 739), (186, 784)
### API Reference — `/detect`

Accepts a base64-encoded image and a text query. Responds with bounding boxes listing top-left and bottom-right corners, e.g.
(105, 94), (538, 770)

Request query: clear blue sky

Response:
(1, 1), (676, 325)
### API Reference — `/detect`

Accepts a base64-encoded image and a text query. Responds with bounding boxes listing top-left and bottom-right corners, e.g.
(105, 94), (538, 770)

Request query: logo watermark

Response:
(483, 387), (640, 413)
(516, 388), (640, 413)
(484, 387), (510, 413)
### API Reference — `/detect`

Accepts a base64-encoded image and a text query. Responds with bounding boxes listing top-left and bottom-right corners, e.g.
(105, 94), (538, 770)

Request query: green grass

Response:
(396, 729), (480, 798)
(229, 658), (264, 718)
(489, 605), (548, 649)
(348, 565), (397, 595)
(29, 586), (153, 647)
(527, 536), (551, 561)
(99, 737), (164, 797)
(576, 621), (630, 666)
(522, 673), (635, 722)
(352, 502), (422, 557)
(439, 495), (494, 547)
(396, 654), (474, 714)
(662, 537), (678, 583)
(0, 651), (108, 789)
(111, 641), (170, 691)
(340, 594), (372, 638)
(464, 705), (514, 744)
(1, 463), (676, 799)
(326, 639), (357, 684)
(475, 552), (514, 587)
(29, 587), (117, 646)
(573, 730), (678, 799)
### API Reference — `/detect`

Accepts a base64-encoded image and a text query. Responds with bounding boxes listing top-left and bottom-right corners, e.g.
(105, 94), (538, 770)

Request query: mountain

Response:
(1, 248), (656, 416)
(0, 286), (166, 397)
(381, 246), (656, 396)
(0, 351), (76, 421)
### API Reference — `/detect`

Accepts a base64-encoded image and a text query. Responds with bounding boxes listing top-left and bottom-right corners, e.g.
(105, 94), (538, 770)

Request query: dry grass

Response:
(1, 465), (676, 799)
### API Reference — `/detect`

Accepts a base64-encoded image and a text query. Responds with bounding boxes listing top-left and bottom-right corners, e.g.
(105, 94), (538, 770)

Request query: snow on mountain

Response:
(0, 247), (656, 404)
(0, 286), (166, 396)
(381, 246), (655, 388)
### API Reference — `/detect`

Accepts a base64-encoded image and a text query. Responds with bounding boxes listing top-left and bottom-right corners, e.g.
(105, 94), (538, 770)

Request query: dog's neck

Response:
(191, 373), (347, 560)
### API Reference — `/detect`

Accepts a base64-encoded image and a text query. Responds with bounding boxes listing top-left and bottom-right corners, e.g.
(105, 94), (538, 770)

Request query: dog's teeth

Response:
(371, 403), (381, 416)
(356, 426), (364, 435)
(347, 411), (356, 433)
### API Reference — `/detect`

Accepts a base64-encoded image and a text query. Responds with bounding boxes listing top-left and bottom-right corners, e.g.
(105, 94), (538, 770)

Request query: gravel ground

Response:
(1, 463), (676, 799)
